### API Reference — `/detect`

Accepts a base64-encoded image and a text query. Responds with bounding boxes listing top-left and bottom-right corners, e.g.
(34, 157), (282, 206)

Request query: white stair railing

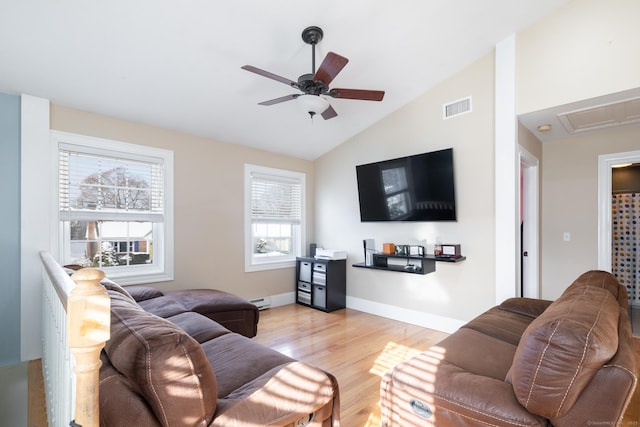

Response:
(40, 252), (110, 427)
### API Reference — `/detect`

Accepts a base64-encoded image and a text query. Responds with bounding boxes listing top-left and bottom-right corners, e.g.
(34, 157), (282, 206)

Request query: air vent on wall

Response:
(443, 96), (472, 119)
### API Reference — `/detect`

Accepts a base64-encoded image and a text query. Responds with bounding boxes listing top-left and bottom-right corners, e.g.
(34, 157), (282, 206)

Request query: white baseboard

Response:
(264, 292), (463, 334)
(269, 292), (296, 308)
(346, 296), (465, 334)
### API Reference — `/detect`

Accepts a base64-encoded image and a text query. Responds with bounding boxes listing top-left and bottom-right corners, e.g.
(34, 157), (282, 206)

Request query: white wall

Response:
(517, 0), (640, 114)
(314, 52), (497, 331)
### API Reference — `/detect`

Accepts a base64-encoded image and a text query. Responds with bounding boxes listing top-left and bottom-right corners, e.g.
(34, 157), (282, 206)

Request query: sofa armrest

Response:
(382, 360), (547, 426)
(499, 297), (552, 318)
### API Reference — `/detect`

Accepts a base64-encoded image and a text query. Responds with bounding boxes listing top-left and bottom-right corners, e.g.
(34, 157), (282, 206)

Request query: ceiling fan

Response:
(241, 26), (385, 120)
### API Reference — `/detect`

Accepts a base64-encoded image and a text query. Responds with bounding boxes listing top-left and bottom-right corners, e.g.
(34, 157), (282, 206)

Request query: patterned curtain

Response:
(612, 192), (639, 306)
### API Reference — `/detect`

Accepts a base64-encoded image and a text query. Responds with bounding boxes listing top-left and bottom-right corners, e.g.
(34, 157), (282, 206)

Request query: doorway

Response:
(597, 150), (640, 271)
(598, 150), (640, 335)
(519, 146), (539, 298)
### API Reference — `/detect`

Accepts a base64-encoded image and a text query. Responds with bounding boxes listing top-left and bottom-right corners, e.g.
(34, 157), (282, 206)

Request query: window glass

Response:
(245, 164), (305, 271)
(53, 131), (173, 284)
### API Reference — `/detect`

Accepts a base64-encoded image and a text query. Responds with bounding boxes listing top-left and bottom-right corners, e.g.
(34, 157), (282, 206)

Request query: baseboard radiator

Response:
(249, 296), (272, 310)
(40, 252), (110, 427)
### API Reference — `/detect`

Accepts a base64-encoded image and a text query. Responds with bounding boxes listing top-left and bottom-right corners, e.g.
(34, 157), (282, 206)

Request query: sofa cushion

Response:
(567, 270), (623, 301)
(509, 285), (620, 419)
(126, 285), (165, 302)
(105, 291), (217, 427)
(100, 277), (137, 303)
(137, 294), (189, 318)
(99, 353), (161, 427)
(200, 332), (295, 397)
(499, 297), (553, 319)
(463, 304), (540, 346)
(166, 311), (231, 343)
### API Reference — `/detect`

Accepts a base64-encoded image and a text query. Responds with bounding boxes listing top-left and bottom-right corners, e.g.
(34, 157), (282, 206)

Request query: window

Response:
(53, 131), (173, 284)
(244, 164), (305, 272)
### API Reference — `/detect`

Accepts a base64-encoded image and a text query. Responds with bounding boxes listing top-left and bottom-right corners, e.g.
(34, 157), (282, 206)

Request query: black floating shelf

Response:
(425, 255), (466, 263)
(352, 253), (465, 275)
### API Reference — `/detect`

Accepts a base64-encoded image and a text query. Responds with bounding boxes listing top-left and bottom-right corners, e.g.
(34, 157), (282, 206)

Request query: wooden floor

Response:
(253, 305), (449, 427)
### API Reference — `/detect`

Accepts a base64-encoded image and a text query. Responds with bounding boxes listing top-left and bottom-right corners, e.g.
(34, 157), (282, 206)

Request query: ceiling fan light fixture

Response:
(298, 94), (329, 118)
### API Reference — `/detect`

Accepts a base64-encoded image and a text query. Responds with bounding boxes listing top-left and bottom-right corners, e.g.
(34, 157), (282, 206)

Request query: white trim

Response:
(21, 94), (50, 361)
(494, 34), (519, 304)
(598, 150), (640, 272)
(346, 296), (465, 334)
(269, 292), (296, 307)
(244, 163), (306, 272)
(50, 130), (174, 285)
(519, 146), (540, 298)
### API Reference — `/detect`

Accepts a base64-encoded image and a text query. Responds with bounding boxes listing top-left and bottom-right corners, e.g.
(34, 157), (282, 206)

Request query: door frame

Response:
(518, 146), (540, 298)
(598, 149), (640, 271)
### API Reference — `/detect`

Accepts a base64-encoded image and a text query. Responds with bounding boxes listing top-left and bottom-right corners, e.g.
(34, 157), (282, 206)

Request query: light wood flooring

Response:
(253, 305), (449, 426)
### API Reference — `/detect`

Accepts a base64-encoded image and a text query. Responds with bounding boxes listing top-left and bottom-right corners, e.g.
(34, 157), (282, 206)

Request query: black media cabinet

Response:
(296, 257), (346, 312)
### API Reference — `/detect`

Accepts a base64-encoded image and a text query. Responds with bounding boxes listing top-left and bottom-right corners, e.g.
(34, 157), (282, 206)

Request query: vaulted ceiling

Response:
(1, 0), (569, 159)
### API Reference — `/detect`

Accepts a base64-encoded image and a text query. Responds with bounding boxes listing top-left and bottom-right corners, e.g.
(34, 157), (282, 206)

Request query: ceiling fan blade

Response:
(258, 94), (300, 106)
(241, 65), (298, 88)
(321, 105), (338, 120)
(328, 88), (385, 101)
(313, 52), (349, 86)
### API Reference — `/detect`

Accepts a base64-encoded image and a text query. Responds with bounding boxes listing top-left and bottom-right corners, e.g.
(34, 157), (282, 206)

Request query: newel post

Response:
(68, 268), (110, 427)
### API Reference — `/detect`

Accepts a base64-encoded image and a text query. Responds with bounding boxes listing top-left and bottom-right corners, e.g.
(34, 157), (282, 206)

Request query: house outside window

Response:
(53, 131), (174, 284)
(244, 164), (305, 272)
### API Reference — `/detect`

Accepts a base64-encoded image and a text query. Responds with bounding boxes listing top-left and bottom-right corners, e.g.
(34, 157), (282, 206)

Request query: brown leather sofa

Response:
(98, 279), (340, 427)
(380, 270), (637, 426)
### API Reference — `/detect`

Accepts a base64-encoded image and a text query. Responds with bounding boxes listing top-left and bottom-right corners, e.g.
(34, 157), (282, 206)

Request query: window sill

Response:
(245, 259), (296, 273)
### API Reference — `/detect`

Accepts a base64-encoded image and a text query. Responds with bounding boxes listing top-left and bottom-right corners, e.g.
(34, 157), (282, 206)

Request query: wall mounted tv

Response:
(356, 148), (456, 222)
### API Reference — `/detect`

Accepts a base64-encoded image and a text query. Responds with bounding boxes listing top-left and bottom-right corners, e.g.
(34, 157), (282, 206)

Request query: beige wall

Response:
(517, 0), (640, 114)
(50, 105), (314, 299)
(540, 125), (640, 300)
(314, 52), (496, 325)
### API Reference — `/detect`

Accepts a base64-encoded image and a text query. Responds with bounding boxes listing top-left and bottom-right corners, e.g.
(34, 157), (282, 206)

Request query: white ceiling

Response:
(0, 0), (569, 160)
(519, 87), (640, 142)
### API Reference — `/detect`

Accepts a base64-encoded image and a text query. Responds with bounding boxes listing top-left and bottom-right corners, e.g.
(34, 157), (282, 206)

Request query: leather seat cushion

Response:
(509, 284), (620, 419)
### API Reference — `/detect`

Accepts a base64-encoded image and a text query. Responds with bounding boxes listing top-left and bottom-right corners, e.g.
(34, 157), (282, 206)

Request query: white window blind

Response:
(250, 172), (301, 224)
(53, 131), (174, 285)
(244, 164), (305, 272)
(59, 146), (164, 222)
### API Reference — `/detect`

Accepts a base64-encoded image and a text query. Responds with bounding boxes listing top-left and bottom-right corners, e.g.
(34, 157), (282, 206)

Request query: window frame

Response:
(52, 130), (174, 285)
(244, 163), (306, 272)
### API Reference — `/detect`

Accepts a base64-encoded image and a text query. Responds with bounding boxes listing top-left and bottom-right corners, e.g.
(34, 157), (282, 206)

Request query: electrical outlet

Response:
(563, 232), (571, 242)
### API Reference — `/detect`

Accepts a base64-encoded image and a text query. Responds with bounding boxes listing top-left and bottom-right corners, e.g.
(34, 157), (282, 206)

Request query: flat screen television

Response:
(355, 148), (456, 222)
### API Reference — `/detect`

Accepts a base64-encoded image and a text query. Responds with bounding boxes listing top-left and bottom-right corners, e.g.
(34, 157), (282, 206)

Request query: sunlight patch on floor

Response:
(370, 341), (424, 377)
(363, 406), (381, 427)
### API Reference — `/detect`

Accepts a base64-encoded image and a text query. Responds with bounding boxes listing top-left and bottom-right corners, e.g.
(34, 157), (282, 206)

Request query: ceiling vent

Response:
(557, 97), (640, 134)
(443, 96), (472, 119)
